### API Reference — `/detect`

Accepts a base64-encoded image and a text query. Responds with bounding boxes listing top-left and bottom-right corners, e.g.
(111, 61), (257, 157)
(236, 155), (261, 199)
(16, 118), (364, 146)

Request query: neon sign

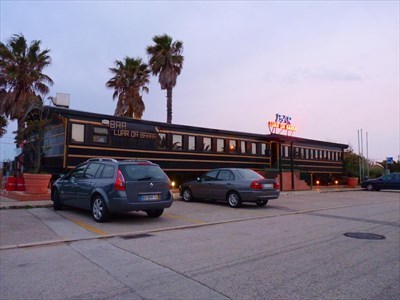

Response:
(268, 113), (297, 135)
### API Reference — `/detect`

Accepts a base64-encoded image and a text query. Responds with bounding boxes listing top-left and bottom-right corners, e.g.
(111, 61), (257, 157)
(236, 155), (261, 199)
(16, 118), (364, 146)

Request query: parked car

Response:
(179, 168), (280, 208)
(51, 159), (173, 222)
(361, 173), (400, 191)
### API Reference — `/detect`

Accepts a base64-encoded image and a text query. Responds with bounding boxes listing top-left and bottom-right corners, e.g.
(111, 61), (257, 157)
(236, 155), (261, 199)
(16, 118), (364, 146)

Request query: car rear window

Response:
(236, 169), (263, 180)
(120, 164), (168, 181)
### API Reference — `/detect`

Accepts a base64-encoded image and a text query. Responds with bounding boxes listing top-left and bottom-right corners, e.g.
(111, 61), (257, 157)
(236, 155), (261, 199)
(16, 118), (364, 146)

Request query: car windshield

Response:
(120, 164), (168, 181)
(236, 169), (263, 180)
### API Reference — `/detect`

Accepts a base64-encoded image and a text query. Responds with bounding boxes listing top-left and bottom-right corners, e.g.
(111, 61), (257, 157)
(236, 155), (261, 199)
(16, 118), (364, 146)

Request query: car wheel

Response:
(52, 189), (62, 211)
(256, 200), (268, 207)
(92, 195), (109, 223)
(366, 184), (375, 191)
(227, 192), (242, 208)
(146, 209), (164, 218)
(182, 188), (194, 202)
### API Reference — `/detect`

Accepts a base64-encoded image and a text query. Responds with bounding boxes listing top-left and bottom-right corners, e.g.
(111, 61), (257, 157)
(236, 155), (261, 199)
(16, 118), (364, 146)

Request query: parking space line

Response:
(164, 213), (206, 224)
(68, 218), (109, 236)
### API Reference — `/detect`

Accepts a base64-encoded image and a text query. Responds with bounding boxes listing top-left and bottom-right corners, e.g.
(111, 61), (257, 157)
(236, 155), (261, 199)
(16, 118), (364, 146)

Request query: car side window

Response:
(84, 163), (101, 179)
(70, 164), (87, 179)
(99, 165), (115, 178)
(217, 170), (234, 181)
(203, 170), (219, 181)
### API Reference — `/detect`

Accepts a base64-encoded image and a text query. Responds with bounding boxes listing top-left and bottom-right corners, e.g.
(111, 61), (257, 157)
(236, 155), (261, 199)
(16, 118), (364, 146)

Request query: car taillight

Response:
(273, 182), (280, 190)
(250, 180), (263, 190)
(114, 169), (126, 191)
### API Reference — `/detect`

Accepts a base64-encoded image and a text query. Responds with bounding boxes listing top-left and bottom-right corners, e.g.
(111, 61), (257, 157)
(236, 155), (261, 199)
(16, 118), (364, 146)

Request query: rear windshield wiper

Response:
(136, 176), (152, 181)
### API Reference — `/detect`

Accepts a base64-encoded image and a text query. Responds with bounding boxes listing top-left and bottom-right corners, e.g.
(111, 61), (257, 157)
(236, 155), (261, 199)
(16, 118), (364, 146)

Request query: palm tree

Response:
(146, 34), (184, 124)
(106, 57), (150, 119)
(0, 34), (53, 131)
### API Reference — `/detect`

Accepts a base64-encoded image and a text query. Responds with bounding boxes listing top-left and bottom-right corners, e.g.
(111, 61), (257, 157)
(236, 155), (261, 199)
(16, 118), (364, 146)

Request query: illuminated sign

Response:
(107, 120), (158, 140)
(268, 113), (297, 135)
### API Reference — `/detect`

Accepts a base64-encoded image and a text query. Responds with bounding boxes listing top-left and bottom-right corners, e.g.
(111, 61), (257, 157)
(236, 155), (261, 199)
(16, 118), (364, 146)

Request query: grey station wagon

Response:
(51, 159), (173, 222)
(180, 168), (280, 208)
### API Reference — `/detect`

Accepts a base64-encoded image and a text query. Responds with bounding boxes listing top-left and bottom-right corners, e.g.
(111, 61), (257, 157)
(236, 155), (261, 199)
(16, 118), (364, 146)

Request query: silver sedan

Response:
(179, 168), (280, 208)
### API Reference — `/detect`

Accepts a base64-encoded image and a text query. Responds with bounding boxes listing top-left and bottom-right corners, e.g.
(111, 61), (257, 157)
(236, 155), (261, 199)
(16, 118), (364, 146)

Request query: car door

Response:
(59, 163), (87, 206)
(213, 170), (235, 199)
(74, 162), (102, 209)
(194, 170), (219, 199)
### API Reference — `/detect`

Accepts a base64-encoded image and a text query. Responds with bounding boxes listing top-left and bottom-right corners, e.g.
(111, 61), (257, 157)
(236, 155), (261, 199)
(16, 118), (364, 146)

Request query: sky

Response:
(0, 0), (399, 163)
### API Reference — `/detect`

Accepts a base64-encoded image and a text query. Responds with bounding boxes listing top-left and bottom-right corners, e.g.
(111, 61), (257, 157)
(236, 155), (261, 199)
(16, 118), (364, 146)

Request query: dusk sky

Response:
(0, 1), (399, 162)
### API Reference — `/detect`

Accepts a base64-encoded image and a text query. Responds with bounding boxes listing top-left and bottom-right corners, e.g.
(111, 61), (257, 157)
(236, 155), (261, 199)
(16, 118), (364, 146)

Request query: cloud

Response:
(282, 67), (363, 83)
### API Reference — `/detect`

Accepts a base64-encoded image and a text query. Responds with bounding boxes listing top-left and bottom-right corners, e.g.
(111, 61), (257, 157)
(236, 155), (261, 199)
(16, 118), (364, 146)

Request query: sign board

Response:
(268, 113), (297, 136)
(386, 157), (394, 165)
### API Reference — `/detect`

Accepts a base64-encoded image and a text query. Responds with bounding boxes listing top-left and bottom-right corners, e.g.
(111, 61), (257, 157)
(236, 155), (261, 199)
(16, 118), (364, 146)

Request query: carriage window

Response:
(172, 135), (182, 150)
(261, 144), (267, 156)
(203, 137), (212, 152)
(241, 141), (246, 154)
(217, 139), (224, 152)
(158, 133), (166, 149)
(229, 140), (237, 153)
(93, 127), (108, 144)
(251, 143), (257, 155)
(71, 123), (85, 143)
(188, 136), (196, 151)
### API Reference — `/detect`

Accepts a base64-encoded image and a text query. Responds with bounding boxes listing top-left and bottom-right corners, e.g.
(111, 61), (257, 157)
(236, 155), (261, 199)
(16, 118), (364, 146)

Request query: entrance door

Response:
(270, 142), (279, 169)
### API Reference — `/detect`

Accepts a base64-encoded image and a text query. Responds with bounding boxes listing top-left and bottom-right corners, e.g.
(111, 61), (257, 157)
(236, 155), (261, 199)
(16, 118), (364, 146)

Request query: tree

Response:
(0, 34), (53, 131)
(106, 57), (150, 119)
(146, 34), (184, 124)
(0, 115), (7, 137)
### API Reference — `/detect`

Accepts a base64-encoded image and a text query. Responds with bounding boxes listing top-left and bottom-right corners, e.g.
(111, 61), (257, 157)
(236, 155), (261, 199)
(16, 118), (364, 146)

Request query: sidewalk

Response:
(0, 187), (363, 210)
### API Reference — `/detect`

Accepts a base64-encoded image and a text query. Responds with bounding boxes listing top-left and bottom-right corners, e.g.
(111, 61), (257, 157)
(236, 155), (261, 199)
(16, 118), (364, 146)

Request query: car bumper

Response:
(107, 191), (173, 213)
(239, 190), (280, 202)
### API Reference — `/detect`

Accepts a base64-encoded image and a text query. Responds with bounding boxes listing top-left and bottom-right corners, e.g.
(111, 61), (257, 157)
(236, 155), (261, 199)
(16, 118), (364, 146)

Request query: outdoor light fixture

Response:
(335, 180), (339, 185)
(316, 180), (320, 185)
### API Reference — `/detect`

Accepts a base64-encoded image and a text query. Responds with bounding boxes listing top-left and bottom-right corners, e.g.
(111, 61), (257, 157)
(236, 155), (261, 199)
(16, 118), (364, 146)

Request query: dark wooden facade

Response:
(39, 106), (348, 189)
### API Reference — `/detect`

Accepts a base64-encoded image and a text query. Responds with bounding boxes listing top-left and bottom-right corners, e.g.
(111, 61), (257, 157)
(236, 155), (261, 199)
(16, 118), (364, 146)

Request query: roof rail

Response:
(86, 158), (118, 163)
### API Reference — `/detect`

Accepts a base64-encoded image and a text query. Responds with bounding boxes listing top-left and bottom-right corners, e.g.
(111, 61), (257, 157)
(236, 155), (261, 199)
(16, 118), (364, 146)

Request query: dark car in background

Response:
(51, 159), (173, 222)
(179, 168), (280, 208)
(361, 173), (400, 191)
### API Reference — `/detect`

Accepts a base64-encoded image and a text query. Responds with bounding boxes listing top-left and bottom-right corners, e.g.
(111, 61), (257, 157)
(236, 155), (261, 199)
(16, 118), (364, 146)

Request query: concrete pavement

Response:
(0, 187), (363, 210)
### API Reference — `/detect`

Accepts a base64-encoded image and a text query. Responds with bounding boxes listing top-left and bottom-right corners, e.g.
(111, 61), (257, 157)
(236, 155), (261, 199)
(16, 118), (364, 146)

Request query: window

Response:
(251, 143), (257, 155)
(217, 138), (224, 152)
(240, 141), (246, 154)
(172, 134), (182, 150)
(158, 133), (166, 149)
(305, 149), (309, 159)
(71, 123), (85, 142)
(188, 136), (196, 151)
(202, 170), (219, 181)
(69, 164), (87, 179)
(84, 163), (102, 178)
(93, 127), (108, 144)
(261, 144), (267, 156)
(217, 170), (235, 181)
(99, 165), (115, 178)
(203, 137), (212, 152)
(229, 140), (237, 153)
(283, 146), (289, 158)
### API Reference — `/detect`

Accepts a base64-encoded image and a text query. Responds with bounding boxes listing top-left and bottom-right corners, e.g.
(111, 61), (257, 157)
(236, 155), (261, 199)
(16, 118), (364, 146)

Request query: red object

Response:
(114, 169), (126, 191)
(250, 180), (263, 190)
(16, 176), (25, 191)
(6, 177), (16, 191)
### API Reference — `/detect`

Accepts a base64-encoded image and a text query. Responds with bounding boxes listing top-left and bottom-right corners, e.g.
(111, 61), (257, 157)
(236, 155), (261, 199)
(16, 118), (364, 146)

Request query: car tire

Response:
(182, 188), (194, 202)
(146, 209), (164, 218)
(256, 200), (268, 207)
(52, 189), (62, 211)
(92, 195), (109, 223)
(366, 184), (375, 191)
(227, 192), (242, 208)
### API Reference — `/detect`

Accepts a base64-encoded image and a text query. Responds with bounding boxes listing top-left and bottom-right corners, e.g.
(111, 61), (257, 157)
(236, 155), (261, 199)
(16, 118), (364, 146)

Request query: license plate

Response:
(263, 183), (273, 189)
(140, 194), (160, 201)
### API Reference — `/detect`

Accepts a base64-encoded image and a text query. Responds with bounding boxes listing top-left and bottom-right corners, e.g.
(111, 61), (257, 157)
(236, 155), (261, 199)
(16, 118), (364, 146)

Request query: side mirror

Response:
(59, 174), (66, 179)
